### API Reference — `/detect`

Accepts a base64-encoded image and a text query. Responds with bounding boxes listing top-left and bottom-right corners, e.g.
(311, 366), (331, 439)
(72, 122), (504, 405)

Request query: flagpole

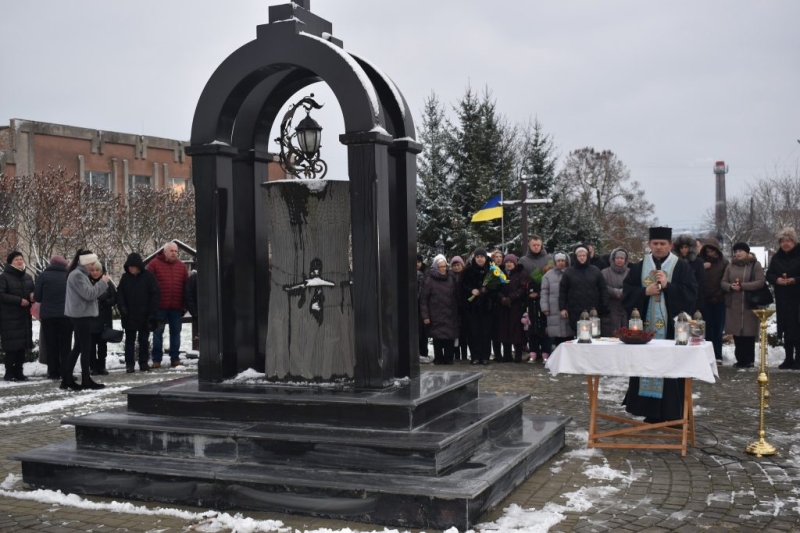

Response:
(501, 191), (505, 253)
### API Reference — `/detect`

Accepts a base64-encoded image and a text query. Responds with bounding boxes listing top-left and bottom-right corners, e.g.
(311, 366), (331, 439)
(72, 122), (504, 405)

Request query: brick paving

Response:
(2, 355), (800, 532)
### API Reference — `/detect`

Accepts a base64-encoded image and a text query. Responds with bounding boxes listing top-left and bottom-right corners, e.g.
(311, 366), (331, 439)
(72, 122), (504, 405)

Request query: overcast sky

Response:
(2, 1), (799, 233)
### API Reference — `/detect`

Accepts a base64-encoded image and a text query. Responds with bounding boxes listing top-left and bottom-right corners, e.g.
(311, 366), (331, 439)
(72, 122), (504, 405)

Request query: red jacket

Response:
(146, 251), (188, 310)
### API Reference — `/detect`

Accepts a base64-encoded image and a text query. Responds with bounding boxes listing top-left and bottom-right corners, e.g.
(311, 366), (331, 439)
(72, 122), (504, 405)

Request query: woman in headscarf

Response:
(721, 242), (766, 368)
(497, 254), (527, 362)
(601, 248), (630, 336)
(766, 228), (800, 369)
(540, 252), (574, 349)
(420, 254), (460, 365)
(0, 251), (34, 381)
(449, 256), (469, 362)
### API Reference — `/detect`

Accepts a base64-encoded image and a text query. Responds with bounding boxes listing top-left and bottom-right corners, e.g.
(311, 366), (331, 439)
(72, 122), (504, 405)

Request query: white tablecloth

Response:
(545, 339), (719, 384)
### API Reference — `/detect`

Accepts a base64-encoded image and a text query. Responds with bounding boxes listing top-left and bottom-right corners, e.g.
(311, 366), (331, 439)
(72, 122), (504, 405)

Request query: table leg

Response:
(680, 378), (694, 456)
(587, 376), (599, 448)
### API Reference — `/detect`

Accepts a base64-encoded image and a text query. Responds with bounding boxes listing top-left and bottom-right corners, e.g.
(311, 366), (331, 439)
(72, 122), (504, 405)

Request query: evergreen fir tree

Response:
(416, 93), (454, 258)
(448, 87), (516, 255)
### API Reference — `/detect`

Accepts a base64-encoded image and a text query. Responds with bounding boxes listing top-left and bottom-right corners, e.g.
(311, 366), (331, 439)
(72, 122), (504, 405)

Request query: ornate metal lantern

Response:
(275, 94), (328, 179)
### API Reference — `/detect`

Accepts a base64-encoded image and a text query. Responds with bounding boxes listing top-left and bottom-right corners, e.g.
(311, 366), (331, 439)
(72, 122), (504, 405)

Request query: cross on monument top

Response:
(294, 0), (311, 11)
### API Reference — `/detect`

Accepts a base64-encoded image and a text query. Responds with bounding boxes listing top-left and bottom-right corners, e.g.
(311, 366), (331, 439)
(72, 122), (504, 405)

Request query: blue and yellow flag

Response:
(471, 194), (503, 222)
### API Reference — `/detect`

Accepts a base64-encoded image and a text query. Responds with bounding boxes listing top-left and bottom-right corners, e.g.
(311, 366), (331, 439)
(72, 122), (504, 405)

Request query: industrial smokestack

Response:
(714, 161), (728, 246)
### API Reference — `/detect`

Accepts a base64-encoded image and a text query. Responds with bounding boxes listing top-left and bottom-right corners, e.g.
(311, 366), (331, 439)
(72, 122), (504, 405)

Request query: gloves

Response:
(501, 297), (511, 307)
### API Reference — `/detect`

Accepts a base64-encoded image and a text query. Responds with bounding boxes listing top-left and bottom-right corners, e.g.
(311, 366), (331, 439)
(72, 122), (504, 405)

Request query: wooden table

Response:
(545, 339), (718, 456)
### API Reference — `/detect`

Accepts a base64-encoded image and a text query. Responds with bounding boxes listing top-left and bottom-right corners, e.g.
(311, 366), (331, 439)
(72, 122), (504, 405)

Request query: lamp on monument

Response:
(295, 113), (323, 156)
(436, 237), (445, 256)
(275, 93), (328, 179)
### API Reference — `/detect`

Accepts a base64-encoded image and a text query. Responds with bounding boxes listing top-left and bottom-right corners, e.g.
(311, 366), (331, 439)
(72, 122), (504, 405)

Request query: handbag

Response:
(745, 263), (773, 309)
(101, 327), (124, 343)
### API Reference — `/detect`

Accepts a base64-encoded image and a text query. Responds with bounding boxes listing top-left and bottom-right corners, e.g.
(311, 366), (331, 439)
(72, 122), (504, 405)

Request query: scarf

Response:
(638, 252), (678, 398)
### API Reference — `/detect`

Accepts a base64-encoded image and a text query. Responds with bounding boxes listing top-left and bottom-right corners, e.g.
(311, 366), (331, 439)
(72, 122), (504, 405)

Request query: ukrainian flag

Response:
(471, 194), (503, 222)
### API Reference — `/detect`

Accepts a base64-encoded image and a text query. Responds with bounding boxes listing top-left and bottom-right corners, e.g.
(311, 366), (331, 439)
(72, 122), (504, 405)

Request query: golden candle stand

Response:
(745, 307), (777, 457)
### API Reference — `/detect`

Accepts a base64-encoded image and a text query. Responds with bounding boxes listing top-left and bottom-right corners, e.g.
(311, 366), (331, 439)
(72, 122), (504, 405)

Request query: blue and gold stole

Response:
(638, 252), (678, 398)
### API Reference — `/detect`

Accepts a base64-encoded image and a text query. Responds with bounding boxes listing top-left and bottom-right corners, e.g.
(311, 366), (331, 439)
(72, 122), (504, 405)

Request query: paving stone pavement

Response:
(2, 355), (800, 532)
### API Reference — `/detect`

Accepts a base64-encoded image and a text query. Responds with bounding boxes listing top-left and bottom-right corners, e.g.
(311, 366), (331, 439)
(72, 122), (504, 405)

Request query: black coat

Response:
(117, 269), (160, 330)
(621, 255), (698, 421)
(419, 268), (460, 340)
(497, 264), (527, 345)
(559, 261), (609, 332)
(33, 264), (69, 320)
(0, 265), (35, 352)
(461, 260), (498, 315)
(765, 245), (800, 341)
(90, 281), (116, 334)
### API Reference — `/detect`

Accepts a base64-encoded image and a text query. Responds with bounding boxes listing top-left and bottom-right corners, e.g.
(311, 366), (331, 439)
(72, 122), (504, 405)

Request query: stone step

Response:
(67, 392), (527, 476)
(13, 414), (569, 530)
(126, 372), (482, 430)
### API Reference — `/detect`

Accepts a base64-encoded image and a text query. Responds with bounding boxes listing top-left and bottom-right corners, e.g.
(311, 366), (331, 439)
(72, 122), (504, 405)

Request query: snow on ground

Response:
(2, 315), (799, 532)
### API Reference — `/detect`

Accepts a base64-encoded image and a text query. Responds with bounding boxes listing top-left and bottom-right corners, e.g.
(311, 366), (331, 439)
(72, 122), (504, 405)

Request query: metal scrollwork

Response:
(275, 94), (328, 179)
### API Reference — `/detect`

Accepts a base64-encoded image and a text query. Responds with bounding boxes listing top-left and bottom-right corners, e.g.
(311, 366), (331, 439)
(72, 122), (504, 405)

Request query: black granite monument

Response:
(13, 2), (569, 529)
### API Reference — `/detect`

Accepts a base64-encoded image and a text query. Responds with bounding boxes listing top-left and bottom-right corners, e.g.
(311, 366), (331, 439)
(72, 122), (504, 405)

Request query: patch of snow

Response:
(306, 277), (335, 287)
(1, 473), (21, 489)
(226, 368), (267, 383)
(299, 32), (380, 123)
(349, 53), (407, 120)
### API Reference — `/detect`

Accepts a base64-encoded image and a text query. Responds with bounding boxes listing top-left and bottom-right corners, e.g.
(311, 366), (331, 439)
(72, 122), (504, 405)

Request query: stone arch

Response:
(187, 5), (421, 388)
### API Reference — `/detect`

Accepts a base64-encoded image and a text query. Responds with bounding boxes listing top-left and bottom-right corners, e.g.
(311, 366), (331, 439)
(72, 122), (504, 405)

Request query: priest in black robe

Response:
(621, 226), (698, 422)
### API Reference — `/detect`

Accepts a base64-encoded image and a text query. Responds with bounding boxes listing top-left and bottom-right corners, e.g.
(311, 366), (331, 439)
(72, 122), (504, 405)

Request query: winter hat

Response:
(504, 253), (518, 266)
(5, 251), (22, 264)
(574, 246), (588, 256)
(432, 254), (447, 268)
(473, 247), (488, 258)
(50, 254), (68, 268)
(79, 252), (98, 266)
(450, 256), (465, 267)
(554, 252), (568, 262)
(732, 242), (750, 253)
(777, 227), (798, 244)
(649, 226), (672, 241)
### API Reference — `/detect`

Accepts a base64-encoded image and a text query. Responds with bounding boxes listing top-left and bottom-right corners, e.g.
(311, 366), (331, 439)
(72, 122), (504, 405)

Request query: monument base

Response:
(13, 372), (569, 530)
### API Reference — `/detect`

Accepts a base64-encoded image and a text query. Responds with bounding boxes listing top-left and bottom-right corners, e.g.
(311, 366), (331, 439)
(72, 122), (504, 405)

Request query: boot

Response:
(81, 376), (105, 390)
(3, 364), (14, 381)
(779, 343), (794, 369)
(60, 377), (82, 391)
(96, 358), (109, 376)
(13, 351), (28, 381)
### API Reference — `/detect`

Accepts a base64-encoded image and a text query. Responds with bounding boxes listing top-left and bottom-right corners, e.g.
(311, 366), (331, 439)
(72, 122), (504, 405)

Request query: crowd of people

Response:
(417, 226), (800, 398)
(1, 242), (195, 389)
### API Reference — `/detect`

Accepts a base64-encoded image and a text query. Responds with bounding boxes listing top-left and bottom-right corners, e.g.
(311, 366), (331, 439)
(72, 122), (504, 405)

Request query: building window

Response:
(128, 174), (152, 190)
(168, 177), (188, 192)
(84, 171), (111, 190)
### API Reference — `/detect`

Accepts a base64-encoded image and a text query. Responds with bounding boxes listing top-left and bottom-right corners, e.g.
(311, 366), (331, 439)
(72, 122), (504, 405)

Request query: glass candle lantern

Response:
(590, 308), (601, 338)
(674, 312), (690, 346)
(577, 310), (592, 343)
(690, 310), (705, 345)
(629, 308), (643, 331)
